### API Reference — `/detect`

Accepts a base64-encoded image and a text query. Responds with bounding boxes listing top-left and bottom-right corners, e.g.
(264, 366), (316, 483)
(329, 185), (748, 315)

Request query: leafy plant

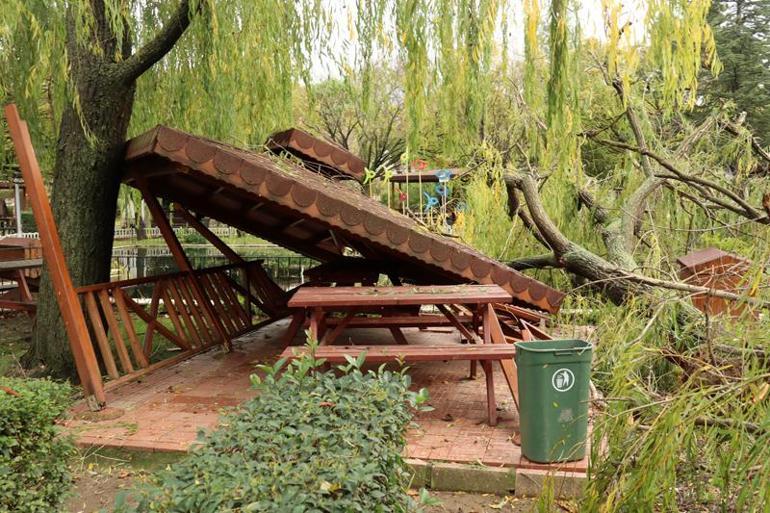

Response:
(116, 346), (432, 512)
(0, 377), (75, 513)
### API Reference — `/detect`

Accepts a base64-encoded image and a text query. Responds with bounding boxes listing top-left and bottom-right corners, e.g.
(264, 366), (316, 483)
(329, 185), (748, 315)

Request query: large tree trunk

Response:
(22, 1), (195, 379)
(23, 9), (135, 379)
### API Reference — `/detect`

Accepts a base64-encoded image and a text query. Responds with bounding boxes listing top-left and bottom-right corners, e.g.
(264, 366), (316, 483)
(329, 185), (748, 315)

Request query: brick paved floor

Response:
(66, 319), (588, 472)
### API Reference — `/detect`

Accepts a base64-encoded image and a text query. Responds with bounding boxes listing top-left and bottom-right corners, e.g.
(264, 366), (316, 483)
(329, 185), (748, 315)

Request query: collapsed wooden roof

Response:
(122, 126), (565, 313)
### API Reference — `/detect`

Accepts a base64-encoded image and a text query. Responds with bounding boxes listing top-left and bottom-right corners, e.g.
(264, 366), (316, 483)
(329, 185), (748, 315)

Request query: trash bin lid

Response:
(514, 339), (592, 355)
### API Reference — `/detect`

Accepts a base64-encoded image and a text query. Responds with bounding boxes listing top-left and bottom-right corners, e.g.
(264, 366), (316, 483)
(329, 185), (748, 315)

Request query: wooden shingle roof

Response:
(122, 126), (565, 313)
(266, 128), (365, 181)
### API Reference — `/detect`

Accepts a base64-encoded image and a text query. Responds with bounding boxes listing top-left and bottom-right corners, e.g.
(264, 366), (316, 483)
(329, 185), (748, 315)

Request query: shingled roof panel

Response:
(122, 126), (565, 313)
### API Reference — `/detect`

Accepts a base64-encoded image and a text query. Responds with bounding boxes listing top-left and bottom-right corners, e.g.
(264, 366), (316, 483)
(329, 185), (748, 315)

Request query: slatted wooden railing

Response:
(75, 261), (264, 391)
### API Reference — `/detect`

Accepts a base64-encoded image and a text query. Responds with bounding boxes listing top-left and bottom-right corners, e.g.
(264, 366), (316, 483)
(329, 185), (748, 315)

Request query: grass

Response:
(0, 313), (32, 376)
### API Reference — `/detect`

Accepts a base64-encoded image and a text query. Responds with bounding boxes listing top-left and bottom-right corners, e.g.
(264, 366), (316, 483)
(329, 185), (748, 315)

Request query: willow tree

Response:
(0, 0), (327, 378)
(1, 0), (513, 378)
(496, 0), (770, 303)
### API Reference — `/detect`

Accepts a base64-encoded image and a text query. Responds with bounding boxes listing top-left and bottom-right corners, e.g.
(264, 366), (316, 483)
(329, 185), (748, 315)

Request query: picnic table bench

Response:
(283, 284), (523, 425)
(280, 344), (518, 426)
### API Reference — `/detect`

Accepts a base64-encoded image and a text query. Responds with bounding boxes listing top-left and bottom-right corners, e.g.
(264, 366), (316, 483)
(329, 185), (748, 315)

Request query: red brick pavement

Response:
(65, 319), (588, 472)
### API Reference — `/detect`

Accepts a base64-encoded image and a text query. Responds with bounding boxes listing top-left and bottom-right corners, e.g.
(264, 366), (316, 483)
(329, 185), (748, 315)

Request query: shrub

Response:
(0, 377), (75, 513)
(117, 351), (431, 512)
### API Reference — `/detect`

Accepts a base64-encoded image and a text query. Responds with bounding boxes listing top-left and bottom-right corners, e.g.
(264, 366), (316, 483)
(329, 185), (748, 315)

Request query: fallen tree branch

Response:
(593, 137), (767, 223)
(508, 253), (561, 270)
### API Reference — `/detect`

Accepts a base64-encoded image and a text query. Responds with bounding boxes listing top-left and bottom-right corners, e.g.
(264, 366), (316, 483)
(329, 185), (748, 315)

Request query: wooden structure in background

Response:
(677, 247), (752, 317)
(4, 106), (564, 410)
(0, 237), (42, 313)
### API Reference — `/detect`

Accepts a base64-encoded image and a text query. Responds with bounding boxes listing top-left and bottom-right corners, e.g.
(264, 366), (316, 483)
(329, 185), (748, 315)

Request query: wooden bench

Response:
(280, 344), (518, 426)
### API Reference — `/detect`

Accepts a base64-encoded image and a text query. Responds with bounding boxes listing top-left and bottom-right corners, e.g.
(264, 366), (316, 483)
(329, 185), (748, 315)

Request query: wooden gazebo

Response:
(6, 103), (564, 410)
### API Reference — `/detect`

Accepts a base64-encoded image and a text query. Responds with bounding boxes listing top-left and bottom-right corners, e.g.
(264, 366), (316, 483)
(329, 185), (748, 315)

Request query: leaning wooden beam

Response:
(485, 303), (520, 410)
(173, 204), (242, 263)
(4, 104), (106, 409)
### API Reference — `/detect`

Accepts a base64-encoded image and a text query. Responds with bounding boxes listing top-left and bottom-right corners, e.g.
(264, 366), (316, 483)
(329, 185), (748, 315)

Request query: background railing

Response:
(113, 226), (242, 240)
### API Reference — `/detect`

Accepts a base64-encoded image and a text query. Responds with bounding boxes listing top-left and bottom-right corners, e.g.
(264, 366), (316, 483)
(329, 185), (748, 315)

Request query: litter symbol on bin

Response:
(551, 368), (575, 392)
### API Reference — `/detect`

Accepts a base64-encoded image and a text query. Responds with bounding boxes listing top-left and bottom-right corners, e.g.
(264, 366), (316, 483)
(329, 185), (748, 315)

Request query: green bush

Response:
(0, 377), (75, 513)
(117, 351), (431, 512)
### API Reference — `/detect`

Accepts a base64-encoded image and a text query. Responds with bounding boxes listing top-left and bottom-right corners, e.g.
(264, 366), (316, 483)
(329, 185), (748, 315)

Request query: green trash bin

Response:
(514, 339), (593, 463)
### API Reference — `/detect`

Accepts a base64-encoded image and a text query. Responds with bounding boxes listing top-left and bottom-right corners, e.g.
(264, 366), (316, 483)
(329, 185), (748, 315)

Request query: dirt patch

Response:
(66, 449), (182, 513)
(424, 491), (537, 512)
(66, 449), (539, 513)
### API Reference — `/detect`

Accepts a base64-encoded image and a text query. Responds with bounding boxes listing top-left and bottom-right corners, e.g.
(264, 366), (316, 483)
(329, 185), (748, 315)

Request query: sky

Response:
(311, 0), (648, 80)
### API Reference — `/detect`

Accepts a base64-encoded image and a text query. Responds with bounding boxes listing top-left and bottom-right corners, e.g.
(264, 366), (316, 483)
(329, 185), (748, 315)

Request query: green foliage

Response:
(699, 0), (770, 145)
(176, 229), (208, 245)
(116, 351), (431, 512)
(0, 377), (75, 513)
(568, 299), (770, 512)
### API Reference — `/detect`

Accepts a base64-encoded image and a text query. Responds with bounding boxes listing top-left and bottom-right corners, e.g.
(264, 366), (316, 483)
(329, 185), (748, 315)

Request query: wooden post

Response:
(4, 104), (106, 409)
(137, 181), (231, 349)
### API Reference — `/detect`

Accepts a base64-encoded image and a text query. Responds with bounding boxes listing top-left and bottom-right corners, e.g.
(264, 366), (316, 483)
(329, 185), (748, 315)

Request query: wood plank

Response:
(199, 272), (238, 335)
(321, 311), (355, 345)
(84, 292), (119, 379)
(75, 261), (250, 294)
(0, 299), (36, 312)
(5, 104), (105, 408)
(166, 278), (202, 348)
(103, 347), (207, 393)
(324, 314), (474, 328)
(14, 270), (32, 302)
(486, 303), (519, 410)
(139, 182), (230, 346)
(159, 287), (188, 348)
(113, 289), (149, 368)
(309, 307), (323, 343)
(481, 360), (497, 426)
(174, 204), (242, 262)
(121, 293), (191, 351)
(209, 272), (247, 330)
(281, 344), (518, 363)
(97, 290), (134, 374)
(214, 271), (251, 326)
(141, 280), (165, 355)
(288, 284), (512, 308)
(176, 276), (215, 346)
(520, 320), (553, 340)
(282, 310), (306, 346)
(436, 304), (482, 343)
(0, 258), (42, 271)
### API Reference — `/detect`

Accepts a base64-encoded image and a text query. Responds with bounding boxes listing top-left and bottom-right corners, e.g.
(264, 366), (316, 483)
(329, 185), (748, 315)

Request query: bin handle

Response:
(554, 348), (589, 356)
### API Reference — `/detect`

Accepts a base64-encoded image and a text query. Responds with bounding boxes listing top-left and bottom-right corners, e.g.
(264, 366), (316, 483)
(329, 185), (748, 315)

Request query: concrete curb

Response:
(406, 459), (586, 498)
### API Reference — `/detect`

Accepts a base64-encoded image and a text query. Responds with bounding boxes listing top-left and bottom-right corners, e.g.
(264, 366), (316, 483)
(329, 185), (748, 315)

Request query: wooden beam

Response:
(4, 104), (106, 409)
(173, 204), (242, 263)
(486, 303), (519, 410)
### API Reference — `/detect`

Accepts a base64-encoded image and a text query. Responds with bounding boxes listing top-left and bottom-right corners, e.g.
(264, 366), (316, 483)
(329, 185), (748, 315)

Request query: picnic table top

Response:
(0, 258), (42, 271)
(287, 284), (512, 308)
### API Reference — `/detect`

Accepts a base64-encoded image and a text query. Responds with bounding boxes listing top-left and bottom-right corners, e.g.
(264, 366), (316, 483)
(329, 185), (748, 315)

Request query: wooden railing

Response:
(75, 261), (264, 391)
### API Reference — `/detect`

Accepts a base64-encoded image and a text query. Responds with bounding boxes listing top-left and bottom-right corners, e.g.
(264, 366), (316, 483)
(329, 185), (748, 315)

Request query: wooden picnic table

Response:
(0, 258), (41, 313)
(284, 283), (522, 424)
(286, 284), (511, 345)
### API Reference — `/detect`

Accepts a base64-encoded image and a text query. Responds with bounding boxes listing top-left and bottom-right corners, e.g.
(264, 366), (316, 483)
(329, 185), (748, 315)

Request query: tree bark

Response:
(24, 2), (195, 379)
